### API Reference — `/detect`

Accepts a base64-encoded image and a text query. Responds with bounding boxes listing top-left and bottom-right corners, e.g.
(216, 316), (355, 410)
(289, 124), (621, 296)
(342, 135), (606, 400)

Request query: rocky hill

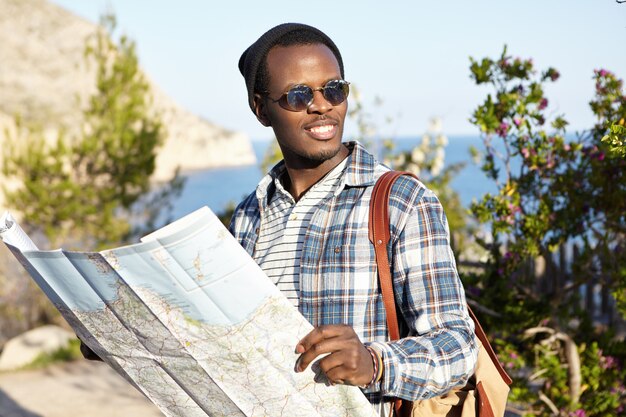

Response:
(0, 0), (256, 199)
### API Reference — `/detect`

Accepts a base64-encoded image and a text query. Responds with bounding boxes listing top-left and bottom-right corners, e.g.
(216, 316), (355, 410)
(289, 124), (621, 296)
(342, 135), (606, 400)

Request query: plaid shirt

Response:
(229, 141), (477, 408)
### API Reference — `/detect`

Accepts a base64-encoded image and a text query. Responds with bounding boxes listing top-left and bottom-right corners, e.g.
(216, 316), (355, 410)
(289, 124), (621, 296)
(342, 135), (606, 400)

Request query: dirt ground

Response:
(0, 360), (161, 417)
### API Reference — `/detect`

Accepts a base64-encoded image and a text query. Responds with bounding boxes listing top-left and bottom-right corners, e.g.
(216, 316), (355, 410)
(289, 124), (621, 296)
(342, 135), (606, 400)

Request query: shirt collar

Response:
(255, 141), (380, 207)
(342, 141), (378, 188)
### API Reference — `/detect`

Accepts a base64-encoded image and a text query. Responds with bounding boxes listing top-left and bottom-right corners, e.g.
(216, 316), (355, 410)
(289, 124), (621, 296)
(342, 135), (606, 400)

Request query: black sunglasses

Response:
(264, 79), (350, 112)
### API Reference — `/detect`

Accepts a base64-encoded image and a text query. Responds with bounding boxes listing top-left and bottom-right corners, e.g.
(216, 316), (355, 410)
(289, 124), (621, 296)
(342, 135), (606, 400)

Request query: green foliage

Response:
(1, 15), (184, 249)
(601, 122), (626, 158)
(496, 328), (626, 417)
(468, 47), (626, 416)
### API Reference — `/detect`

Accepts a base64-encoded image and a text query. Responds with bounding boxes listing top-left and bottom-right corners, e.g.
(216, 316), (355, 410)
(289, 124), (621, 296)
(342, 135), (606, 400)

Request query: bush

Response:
(467, 47), (626, 416)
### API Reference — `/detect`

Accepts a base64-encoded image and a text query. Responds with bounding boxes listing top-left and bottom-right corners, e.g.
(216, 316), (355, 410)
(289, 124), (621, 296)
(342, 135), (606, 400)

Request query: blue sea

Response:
(169, 136), (497, 220)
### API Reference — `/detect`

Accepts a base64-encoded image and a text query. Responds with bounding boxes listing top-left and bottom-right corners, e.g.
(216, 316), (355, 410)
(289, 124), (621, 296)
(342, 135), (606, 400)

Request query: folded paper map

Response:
(0, 208), (378, 417)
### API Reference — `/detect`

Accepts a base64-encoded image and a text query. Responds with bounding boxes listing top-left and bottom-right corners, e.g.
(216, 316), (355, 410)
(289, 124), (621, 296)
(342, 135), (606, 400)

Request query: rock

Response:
(0, 0), (256, 189)
(0, 360), (162, 417)
(0, 325), (75, 371)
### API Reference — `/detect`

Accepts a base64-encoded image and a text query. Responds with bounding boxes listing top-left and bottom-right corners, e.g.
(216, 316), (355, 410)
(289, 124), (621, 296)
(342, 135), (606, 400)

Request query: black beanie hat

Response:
(238, 23), (344, 114)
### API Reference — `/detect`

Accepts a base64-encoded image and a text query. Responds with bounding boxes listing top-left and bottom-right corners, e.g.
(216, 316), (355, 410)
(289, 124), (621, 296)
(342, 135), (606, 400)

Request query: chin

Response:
(302, 140), (343, 163)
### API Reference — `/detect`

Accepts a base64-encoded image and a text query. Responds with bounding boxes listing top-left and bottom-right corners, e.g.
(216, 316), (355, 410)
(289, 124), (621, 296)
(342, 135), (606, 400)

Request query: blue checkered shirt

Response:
(229, 141), (477, 408)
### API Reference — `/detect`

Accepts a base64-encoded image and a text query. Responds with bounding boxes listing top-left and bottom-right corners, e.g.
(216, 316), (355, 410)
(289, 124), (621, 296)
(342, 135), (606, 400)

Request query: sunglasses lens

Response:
(278, 80), (349, 111)
(323, 80), (349, 105)
(286, 85), (313, 111)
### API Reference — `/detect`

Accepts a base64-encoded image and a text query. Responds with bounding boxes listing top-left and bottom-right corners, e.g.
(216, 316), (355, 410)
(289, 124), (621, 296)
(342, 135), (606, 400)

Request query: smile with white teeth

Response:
(309, 124), (334, 134)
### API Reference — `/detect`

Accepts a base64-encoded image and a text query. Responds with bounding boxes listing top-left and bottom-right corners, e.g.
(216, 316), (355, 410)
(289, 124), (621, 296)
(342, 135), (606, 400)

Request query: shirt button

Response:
(334, 246), (341, 254)
(290, 214), (298, 221)
(255, 228), (260, 234)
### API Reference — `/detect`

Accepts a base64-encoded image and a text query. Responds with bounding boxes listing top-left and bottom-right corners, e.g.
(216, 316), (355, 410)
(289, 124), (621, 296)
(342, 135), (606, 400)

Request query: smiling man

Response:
(232, 23), (478, 416)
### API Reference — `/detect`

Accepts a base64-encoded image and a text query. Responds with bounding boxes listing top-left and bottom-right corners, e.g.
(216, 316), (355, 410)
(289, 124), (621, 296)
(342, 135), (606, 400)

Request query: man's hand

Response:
(295, 324), (373, 387)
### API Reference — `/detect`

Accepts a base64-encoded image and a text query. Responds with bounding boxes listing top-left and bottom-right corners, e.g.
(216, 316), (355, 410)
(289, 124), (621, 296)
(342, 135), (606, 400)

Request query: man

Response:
(233, 23), (478, 415)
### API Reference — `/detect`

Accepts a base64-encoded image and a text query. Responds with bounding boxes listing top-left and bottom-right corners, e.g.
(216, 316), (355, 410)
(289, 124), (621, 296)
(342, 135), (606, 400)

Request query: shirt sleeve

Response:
(365, 188), (478, 401)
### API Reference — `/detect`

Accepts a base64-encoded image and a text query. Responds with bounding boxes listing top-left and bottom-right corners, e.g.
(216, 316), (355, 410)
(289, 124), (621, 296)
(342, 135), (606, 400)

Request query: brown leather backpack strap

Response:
(369, 171), (407, 340)
(369, 170), (417, 417)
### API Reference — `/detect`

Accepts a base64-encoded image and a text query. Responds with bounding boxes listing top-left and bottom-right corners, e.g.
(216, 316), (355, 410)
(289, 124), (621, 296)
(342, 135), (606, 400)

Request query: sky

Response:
(50, 1), (626, 141)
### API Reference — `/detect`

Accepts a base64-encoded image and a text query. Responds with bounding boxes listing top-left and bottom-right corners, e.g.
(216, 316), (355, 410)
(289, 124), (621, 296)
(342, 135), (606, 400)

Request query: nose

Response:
(307, 89), (332, 114)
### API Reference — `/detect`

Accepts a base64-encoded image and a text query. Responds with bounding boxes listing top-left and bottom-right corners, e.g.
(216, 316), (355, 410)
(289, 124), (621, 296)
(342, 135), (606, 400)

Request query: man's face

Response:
(256, 43), (348, 167)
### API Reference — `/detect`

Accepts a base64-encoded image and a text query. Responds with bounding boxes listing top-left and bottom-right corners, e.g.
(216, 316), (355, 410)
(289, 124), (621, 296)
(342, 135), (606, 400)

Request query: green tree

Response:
(2, 15), (184, 249)
(467, 47), (626, 416)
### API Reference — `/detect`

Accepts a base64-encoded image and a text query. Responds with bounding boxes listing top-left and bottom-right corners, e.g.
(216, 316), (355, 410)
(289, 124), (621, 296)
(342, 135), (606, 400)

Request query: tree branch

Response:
(538, 391), (560, 415)
(466, 298), (503, 318)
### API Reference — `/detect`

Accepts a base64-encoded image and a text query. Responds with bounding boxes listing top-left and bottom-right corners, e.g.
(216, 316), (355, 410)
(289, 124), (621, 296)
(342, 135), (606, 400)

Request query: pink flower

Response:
(599, 69), (609, 77)
(538, 98), (548, 110)
(508, 204), (521, 214)
(549, 69), (560, 81)
(496, 122), (510, 137)
(597, 152), (605, 161)
(601, 355), (617, 370)
(569, 409), (586, 417)
(514, 117), (523, 127)
(521, 148), (530, 159)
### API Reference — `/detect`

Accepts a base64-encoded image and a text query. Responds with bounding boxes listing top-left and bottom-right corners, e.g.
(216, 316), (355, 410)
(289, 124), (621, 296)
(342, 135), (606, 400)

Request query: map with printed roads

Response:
(0, 208), (378, 417)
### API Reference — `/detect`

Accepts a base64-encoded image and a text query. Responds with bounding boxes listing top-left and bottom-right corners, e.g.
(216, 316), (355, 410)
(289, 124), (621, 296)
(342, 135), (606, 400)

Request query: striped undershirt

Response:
(253, 156), (350, 308)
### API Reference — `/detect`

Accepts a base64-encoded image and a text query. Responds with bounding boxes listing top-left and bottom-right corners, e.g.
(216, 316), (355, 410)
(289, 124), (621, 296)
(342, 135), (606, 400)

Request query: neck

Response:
(282, 144), (349, 202)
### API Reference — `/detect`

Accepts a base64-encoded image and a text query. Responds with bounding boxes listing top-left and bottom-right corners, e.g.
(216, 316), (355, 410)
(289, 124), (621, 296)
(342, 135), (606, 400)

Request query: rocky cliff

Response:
(0, 0), (256, 197)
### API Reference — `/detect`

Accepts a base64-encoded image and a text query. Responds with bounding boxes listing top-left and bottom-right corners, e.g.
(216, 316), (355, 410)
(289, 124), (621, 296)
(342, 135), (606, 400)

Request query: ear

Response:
(253, 94), (271, 127)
